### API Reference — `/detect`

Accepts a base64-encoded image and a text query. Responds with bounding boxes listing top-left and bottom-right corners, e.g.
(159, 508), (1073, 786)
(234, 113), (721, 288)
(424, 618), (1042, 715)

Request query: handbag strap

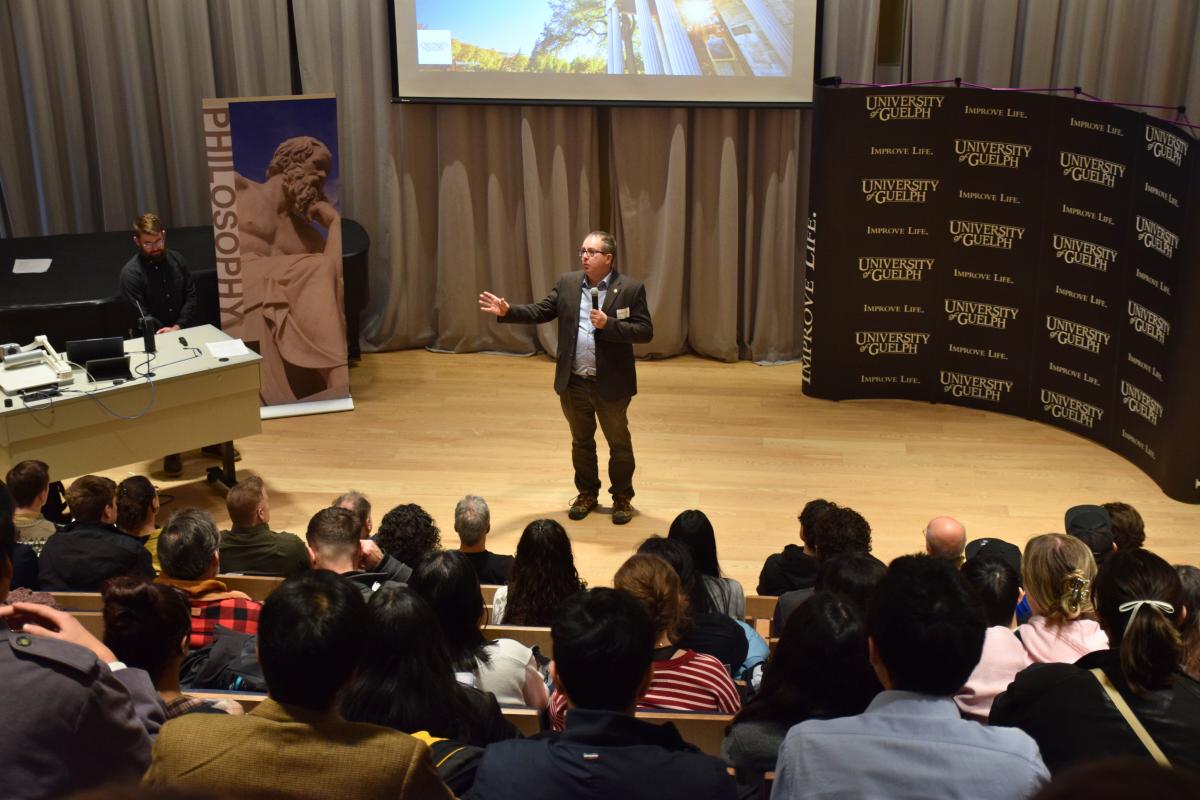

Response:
(1089, 667), (1171, 766)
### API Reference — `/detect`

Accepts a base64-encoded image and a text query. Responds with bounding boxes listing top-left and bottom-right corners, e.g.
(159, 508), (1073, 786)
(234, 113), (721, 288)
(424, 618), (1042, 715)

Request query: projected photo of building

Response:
(415, 0), (794, 77)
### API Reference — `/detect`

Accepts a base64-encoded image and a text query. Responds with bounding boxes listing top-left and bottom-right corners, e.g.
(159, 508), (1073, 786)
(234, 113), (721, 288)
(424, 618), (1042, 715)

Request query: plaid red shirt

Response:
(189, 596), (261, 648)
(154, 576), (262, 648)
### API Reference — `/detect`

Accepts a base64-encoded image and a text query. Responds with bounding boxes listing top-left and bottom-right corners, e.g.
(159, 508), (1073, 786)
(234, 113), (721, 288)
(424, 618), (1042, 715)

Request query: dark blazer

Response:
(0, 627), (164, 799)
(467, 708), (736, 799)
(500, 270), (653, 400)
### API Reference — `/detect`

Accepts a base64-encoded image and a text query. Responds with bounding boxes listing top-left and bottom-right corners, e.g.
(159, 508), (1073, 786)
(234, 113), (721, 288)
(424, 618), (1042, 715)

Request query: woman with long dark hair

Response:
(992, 549), (1200, 774)
(722, 592), (880, 782)
(492, 519), (586, 626)
(409, 550), (548, 709)
(340, 585), (516, 745)
(668, 509), (745, 619)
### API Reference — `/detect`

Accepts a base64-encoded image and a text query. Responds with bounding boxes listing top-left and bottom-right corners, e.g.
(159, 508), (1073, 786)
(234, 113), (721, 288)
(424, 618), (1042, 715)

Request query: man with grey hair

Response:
(455, 495), (514, 585)
(155, 508), (261, 648)
(924, 516), (967, 566)
(333, 490), (372, 538)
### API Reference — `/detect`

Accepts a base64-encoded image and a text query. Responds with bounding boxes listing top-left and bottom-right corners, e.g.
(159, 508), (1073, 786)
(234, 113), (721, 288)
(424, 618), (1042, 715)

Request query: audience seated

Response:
(454, 495), (514, 584)
(143, 570), (452, 798)
(492, 518), (585, 625)
(956, 555), (1028, 721)
(305, 507), (405, 598)
(116, 476), (161, 572)
(722, 592), (879, 793)
(772, 555), (1049, 799)
(1103, 501), (1146, 551)
(1017, 534), (1109, 663)
(154, 508), (261, 647)
(333, 489), (373, 538)
(668, 509), (745, 620)
(1177, 565), (1200, 681)
(376, 502), (441, 571)
(1065, 504), (1117, 567)
(756, 498), (832, 596)
(409, 550), (548, 708)
(992, 549), (1200, 774)
(637, 536), (750, 675)
(102, 577), (243, 717)
(39, 475), (155, 591)
(218, 476), (308, 577)
(924, 515), (967, 565)
(6, 459), (57, 543)
(469, 587), (737, 799)
(773, 504), (873, 632)
(339, 584), (519, 749)
(550, 553), (741, 729)
(0, 480), (164, 799)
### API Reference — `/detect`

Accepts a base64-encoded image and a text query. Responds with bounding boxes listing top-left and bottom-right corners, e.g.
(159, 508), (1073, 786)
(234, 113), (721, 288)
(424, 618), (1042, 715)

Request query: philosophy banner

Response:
(201, 94), (352, 417)
(804, 84), (1199, 503)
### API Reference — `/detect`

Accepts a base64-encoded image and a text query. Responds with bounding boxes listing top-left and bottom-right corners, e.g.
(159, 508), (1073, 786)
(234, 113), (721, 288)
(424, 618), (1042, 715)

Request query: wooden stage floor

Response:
(96, 350), (1200, 589)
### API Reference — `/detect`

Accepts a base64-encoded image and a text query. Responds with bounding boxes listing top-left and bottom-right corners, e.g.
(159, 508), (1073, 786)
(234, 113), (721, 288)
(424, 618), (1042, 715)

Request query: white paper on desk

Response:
(12, 258), (52, 274)
(206, 339), (251, 358)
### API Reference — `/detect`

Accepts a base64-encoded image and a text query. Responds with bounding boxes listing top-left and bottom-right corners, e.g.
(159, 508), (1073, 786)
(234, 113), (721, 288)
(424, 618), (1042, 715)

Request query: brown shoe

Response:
(612, 496), (634, 525)
(568, 493), (599, 520)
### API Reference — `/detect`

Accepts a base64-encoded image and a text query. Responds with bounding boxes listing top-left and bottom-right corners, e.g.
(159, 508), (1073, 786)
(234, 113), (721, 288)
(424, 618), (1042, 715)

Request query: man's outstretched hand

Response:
(479, 291), (510, 317)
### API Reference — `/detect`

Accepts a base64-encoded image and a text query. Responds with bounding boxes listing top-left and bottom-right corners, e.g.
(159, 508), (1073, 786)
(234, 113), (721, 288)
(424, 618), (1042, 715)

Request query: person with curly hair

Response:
(1016, 534), (1108, 664)
(376, 503), (441, 569)
(492, 519), (586, 626)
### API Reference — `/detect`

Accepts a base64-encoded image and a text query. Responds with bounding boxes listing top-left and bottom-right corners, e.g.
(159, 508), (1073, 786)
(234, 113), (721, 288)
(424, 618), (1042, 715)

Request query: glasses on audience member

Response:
(578, 248), (608, 258)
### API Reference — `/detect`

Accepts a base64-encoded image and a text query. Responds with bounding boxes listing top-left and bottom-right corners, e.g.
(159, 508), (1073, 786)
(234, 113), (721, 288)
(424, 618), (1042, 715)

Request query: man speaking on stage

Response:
(479, 231), (653, 525)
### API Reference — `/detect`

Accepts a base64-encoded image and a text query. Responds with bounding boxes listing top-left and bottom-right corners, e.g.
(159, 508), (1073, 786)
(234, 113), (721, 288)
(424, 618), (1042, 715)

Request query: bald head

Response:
(924, 516), (967, 563)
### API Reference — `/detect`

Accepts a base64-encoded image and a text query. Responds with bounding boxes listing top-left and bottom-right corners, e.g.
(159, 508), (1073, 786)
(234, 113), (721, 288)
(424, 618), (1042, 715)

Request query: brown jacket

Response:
(143, 697), (453, 799)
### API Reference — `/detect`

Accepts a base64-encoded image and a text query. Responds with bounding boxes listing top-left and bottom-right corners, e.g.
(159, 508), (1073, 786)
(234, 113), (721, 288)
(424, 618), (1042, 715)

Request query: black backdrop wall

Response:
(803, 85), (1200, 504)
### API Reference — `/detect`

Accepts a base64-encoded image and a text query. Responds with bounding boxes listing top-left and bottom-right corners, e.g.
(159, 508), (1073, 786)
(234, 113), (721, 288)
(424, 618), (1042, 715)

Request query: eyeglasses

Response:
(578, 248), (609, 258)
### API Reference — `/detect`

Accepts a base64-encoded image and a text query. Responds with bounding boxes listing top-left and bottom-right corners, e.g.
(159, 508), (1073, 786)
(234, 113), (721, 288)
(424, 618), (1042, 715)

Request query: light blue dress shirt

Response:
(572, 274), (609, 377)
(770, 690), (1049, 800)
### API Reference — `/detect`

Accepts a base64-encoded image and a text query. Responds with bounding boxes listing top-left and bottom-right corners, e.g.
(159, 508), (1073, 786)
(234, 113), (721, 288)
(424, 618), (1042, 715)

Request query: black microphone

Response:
(132, 298), (156, 354)
(590, 287), (599, 309)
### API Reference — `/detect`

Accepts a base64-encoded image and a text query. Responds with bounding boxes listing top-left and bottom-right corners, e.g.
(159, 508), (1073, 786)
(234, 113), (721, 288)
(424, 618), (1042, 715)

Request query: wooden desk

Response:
(0, 324), (260, 483)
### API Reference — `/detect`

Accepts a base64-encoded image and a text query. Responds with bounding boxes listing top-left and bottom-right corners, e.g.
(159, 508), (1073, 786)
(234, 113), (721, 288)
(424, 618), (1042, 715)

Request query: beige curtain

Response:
(907, 0), (1200, 116)
(0, 0), (290, 239)
(287, 4), (842, 363)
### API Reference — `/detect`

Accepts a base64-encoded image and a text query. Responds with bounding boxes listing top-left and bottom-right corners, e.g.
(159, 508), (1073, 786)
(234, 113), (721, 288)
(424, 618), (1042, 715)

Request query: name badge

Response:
(617, 308), (630, 320)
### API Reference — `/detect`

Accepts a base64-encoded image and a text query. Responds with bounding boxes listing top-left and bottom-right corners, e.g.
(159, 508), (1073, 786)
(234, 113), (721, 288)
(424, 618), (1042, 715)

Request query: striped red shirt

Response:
(549, 648), (740, 730)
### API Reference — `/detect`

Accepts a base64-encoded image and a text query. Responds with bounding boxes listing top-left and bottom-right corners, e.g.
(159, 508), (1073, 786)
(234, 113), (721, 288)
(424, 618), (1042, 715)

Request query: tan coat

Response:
(143, 697), (453, 799)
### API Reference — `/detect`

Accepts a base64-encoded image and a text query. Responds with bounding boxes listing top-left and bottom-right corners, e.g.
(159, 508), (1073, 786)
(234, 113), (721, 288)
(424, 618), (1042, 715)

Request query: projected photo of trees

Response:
(415, 0), (795, 77)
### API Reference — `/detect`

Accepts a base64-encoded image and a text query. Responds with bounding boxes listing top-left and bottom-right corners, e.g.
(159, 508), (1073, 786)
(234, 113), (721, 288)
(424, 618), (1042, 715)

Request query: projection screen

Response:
(393, 0), (821, 105)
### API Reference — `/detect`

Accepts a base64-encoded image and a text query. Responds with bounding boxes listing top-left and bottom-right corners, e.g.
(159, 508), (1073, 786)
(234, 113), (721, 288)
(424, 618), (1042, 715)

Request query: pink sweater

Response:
(1016, 616), (1108, 665)
(955, 626), (1029, 722)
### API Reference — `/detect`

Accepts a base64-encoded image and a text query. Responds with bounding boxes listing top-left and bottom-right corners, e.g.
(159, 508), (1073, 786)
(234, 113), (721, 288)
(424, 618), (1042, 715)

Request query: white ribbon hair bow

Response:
(1118, 599), (1174, 626)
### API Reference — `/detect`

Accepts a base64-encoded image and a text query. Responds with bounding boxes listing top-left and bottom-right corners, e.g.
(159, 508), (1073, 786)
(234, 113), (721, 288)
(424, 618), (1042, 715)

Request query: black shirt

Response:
(119, 249), (198, 329)
(462, 550), (515, 585)
(38, 521), (156, 591)
(756, 544), (818, 596)
(679, 612), (749, 672)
